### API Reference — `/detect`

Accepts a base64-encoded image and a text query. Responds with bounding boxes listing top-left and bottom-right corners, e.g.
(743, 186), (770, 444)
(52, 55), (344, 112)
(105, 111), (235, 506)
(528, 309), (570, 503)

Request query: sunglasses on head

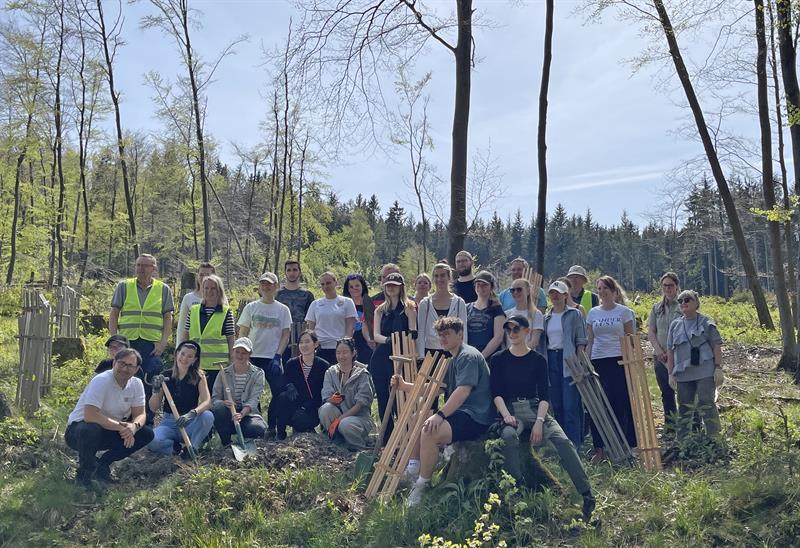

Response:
(678, 297), (694, 304)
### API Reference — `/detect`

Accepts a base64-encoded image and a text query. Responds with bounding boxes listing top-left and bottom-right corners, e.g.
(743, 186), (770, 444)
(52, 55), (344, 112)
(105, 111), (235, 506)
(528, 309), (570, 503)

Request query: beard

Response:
(458, 267), (472, 277)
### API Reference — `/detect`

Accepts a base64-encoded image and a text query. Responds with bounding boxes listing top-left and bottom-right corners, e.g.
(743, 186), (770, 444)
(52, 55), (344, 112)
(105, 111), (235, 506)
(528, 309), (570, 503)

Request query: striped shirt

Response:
(233, 373), (248, 406)
(184, 305), (236, 336)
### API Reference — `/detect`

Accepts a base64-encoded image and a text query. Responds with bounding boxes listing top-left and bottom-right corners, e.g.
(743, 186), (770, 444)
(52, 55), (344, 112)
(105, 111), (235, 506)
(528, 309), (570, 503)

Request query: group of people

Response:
(65, 251), (725, 517)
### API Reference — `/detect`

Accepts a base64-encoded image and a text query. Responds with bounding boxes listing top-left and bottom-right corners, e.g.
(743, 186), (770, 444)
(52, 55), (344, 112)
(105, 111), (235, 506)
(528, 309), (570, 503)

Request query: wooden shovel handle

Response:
(216, 361), (238, 423)
(161, 381), (193, 450)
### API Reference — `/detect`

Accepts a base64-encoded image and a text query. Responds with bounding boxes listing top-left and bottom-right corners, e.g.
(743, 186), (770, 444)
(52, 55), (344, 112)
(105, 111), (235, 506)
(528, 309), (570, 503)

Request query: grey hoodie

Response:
(538, 306), (588, 378)
(321, 361), (376, 423)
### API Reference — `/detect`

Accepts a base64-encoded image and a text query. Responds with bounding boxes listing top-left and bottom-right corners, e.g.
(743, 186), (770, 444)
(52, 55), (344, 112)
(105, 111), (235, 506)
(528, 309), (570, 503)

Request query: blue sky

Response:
(108, 0), (762, 227)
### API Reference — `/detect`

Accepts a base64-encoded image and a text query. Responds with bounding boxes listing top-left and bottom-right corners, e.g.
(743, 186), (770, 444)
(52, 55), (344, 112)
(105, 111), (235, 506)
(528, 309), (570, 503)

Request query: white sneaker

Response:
(443, 444), (454, 462)
(403, 461), (420, 483)
(407, 481), (430, 507)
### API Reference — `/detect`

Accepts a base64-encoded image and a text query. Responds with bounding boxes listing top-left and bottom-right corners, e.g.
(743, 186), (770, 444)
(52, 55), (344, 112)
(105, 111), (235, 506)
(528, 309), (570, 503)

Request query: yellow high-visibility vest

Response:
(189, 303), (231, 370)
(119, 278), (164, 342)
(580, 290), (594, 314)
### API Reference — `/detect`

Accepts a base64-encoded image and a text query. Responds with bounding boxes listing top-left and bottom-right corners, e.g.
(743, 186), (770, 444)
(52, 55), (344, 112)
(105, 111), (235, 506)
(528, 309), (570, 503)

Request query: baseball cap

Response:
(105, 334), (130, 348)
(503, 314), (530, 329)
(565, 265), (588, 281)
(548, 281), (569, 294)
(383, 273), (405, 286)
(232, 337), (253, 352)
(473, 270), (496, 287)
(259, 272), (279, 284)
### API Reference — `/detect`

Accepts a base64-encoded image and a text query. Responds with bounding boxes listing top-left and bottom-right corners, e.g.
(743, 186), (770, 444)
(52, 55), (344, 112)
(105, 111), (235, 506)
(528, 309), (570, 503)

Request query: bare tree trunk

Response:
(447, 0), (472, 264)
(244, 159), (259, 270)
(297, 133), (308, 262)
(95, 0), (138, 258)
(535, 0), (554, 274)
(263, 91), (280, 273)
(653, 0), (774, 328)
(768, 0), (798, 320)
(274, 37), (292, 273)
(108, 164), (118, 268)
(53, 0), (67, 286)
(757, 0), (798, 369)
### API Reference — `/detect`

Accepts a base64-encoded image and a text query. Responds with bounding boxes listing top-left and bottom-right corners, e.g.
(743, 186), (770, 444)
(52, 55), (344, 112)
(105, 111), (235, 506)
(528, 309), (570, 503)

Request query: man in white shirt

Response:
(65, 349), (154, 487)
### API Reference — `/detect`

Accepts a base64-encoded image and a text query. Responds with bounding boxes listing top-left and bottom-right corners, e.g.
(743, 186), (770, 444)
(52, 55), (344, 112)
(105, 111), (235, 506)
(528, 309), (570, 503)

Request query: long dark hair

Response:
(173, 340), (202, 385)
(342, 273), (369, 300)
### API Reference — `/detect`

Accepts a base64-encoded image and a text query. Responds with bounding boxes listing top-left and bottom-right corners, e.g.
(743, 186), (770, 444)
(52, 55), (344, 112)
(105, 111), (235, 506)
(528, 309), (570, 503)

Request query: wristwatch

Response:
(436, 410), (447, 420)
(535, 416), (545, 423)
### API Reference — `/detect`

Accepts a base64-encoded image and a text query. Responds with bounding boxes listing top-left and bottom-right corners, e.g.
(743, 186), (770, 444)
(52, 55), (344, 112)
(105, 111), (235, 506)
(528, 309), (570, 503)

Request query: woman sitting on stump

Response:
(270, 330), (329, 439)
(491, 315), (595, 521)
(318, 337), (375, 449)
(147, 341), (214, 458)
(211, 337), (267, 445)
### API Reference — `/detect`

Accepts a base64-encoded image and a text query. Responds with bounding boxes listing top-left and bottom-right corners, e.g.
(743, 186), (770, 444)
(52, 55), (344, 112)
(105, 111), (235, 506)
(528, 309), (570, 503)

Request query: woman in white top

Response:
(585, 275), (637, 462)
(176, 262), (215, 345)
(415, 262), (468, 358)
(413, 273), (432, 307)
(504, 278), (544, 348)
(305, 271), (357, 366)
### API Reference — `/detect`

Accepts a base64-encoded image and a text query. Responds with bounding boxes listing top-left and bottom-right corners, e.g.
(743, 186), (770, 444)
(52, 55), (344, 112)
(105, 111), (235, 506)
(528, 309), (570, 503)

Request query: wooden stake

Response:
(619, 335), (662, 471)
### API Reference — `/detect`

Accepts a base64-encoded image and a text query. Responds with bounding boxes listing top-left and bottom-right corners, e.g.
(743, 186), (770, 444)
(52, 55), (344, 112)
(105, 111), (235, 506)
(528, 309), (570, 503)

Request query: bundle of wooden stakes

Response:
(365, 351), (450, 500)
(566, 349), (633, 464)
(523, 267), (543, 293)
(619, 334), (662, 470)
(391, 332), (418, 422)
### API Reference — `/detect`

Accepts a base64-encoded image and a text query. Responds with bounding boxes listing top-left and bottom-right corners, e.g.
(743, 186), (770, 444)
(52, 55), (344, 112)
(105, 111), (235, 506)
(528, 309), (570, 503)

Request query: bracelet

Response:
(436, 410), (447, 420)
(536, 416), (545, 423)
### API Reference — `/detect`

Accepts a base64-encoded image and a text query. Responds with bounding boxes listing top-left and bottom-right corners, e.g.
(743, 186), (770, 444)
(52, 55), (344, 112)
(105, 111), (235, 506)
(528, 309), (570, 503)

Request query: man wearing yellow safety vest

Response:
(565, 265), (598, 314)
(109, 254), (175, 424)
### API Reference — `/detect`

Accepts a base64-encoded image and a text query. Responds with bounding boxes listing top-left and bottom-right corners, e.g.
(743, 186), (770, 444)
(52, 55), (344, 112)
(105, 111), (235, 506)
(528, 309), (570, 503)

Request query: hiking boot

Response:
(406, 481), (430, 507)
(75, 468), (94, 488)
(94, 463), (117, 484)
(265, 427), (277, 440)
(582, 494), (596, 521)
(276, 427), (287, 441)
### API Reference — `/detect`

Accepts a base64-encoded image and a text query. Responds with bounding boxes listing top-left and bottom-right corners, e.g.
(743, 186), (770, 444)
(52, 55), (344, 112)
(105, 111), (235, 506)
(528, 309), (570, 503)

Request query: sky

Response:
(106, 0), (762, 227)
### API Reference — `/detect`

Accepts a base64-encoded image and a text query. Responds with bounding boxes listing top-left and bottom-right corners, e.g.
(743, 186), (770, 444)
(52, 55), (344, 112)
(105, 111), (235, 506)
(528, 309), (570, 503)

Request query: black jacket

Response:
(283, 356), (329, 409)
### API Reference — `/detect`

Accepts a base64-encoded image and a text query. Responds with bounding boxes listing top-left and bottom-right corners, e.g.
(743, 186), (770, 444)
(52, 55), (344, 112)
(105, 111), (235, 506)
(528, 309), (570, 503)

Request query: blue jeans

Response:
(148, 410), (214, 454)
(548, 350), (584, 449)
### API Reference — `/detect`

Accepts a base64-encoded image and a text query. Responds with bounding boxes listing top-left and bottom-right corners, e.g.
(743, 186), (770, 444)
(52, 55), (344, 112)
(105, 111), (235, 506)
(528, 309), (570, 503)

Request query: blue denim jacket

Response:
(538, 307), (588, 378)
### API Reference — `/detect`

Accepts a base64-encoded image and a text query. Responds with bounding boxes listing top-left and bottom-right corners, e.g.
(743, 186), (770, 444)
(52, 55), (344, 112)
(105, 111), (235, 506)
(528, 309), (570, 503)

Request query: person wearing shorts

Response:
(393, 316), (493, 507)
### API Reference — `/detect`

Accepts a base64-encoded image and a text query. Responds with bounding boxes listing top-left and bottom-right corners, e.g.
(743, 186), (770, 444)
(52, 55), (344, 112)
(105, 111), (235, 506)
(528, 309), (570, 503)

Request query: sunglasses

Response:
(677, 297), (694, 304)
(504, 325), (522, 334)
(509, 287), (524, 293)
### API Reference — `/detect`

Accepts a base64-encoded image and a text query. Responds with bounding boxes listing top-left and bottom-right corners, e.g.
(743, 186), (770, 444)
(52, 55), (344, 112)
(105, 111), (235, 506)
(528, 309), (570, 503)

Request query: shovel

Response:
(354, 385), (396, 479)
(161, 382), (198, 461)
(217, 363), (258, 461)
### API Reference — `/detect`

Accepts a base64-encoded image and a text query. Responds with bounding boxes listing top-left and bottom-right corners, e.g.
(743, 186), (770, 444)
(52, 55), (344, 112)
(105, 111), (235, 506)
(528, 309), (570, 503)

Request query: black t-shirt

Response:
(276, 288), (315, 324)
(380, 303), (410, 337)
(466, 303), (504, 352)
(95, 358), (114, 374)
(453, 279), (477, 304)
(489, 349), (549, 405)
(165, 373), (201, 416)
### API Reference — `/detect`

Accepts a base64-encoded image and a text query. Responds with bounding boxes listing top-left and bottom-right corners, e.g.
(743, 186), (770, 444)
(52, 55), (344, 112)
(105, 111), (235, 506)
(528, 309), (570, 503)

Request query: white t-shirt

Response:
(304, 296), (357, 349)
(586, 304), (636, 359)
(237, 300), (292, 358)
(177, 291), (203, 345)
(67, 370), (145, 425)
(547, 311), (564, 350)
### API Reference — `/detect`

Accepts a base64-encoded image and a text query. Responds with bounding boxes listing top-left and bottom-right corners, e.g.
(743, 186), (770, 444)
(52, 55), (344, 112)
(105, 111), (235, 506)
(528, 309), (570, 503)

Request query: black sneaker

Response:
(265, 427), (277, 440)
(276, 427), (287, 441)
(75, 468), (94, 488)
(94, 463), (118, 484)
(582, 494), (596, 522)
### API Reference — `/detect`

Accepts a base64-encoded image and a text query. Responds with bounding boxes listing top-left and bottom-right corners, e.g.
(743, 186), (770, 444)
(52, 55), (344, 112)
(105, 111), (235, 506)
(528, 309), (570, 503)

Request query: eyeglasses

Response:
(116, 361), (139, 369)
(509, 287), (524, 293)
(662, 283), (676, 288)
(504, 325), (522, 334)
(677, 297), (694, 304)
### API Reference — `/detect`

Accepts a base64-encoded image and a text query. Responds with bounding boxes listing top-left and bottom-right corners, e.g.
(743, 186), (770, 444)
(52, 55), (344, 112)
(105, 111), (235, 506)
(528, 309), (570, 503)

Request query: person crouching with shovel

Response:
(147, 340), (214, 459)
(211, 337), (267, 448)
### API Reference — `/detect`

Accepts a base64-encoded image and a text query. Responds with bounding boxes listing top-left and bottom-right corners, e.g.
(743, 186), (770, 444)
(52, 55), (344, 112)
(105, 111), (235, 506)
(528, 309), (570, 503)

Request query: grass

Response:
(0, 288), (799, 546)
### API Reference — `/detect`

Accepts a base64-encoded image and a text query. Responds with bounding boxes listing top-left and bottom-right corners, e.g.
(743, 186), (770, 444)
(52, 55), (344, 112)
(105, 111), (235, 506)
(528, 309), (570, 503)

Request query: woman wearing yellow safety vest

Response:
(181, 274), (235, 390)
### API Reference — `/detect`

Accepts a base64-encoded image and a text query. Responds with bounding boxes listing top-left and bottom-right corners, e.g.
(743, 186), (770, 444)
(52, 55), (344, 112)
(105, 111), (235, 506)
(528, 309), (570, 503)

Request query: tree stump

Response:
(81, 314), (107, 335)
(441, 439), (560, 492)
(52, 337), (85, 365)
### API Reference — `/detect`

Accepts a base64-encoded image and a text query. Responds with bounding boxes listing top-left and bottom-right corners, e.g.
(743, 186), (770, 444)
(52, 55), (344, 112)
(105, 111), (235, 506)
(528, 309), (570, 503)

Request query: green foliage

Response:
(0, 416), (39, 446)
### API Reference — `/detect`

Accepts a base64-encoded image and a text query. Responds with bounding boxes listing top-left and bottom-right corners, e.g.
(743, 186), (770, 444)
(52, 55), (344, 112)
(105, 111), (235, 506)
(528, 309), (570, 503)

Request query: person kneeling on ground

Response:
(147, 341), (214, 458)
(318, 337), (375, 449)
(491, 315), (595, 521)
(211, 337), (267, 444)
(65, 348), (154, 487)
(270, 330), (329, 440)
(395, 316), (494, 507)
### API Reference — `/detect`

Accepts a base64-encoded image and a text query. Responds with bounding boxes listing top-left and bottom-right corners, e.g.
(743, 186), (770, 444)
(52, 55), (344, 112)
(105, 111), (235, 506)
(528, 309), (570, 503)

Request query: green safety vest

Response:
(580, 289), (594, 314)
(189, 303), (231, 370)
(119, 278), (164, 342)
